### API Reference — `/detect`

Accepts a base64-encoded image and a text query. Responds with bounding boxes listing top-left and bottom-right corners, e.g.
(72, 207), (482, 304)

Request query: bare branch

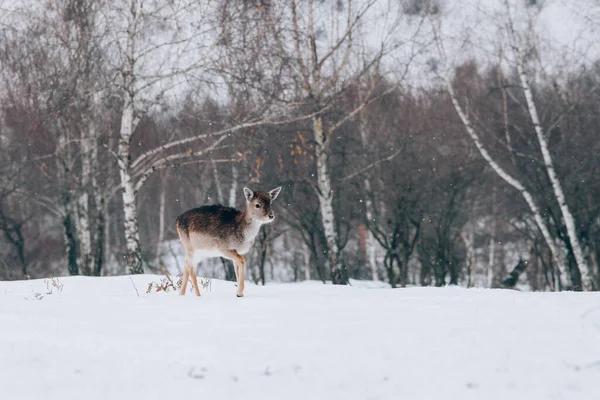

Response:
(130, 105), (332, 171)
(341, 148), (402, 181)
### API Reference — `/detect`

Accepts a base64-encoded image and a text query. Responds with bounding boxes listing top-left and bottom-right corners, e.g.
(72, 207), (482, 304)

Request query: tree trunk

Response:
(221, 257), (237, 281)
(76, 192), (93, 275)
(358, 114), (379, 281)
(488, 225), (496, 289)
(76, 121), (95, 275)
(303, 241), (311, 281)
(118, 88), (143, 274)
(0, 203), (27, 277)
(93, 199), (105, 276)
(63, 209), (79, 276)
(118, 123), (143, 274)
(91, 129), (105, 277)
(228, 163), (239, 208)
(55, 122), (79, 276)
(118, 4), (143, 275)
(15, 227), (26, 277)
(312, 115), (345, 284)
(590, 246), (599, 290)
(155, 176), (166, 270)
(462, 223), (474, 288)
(258, 227), (269, 285)
(384, 252), (397, 288)
(212, 158), (224, 203)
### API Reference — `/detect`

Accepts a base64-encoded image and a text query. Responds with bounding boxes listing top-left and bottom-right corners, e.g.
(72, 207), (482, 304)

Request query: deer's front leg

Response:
(235, 263), (240, 287)
(221, 250), (246, 297)
(237, 255), (245, 297)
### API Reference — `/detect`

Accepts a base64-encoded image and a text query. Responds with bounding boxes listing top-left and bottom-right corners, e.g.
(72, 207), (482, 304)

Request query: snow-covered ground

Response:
(1, 275), (599, 400)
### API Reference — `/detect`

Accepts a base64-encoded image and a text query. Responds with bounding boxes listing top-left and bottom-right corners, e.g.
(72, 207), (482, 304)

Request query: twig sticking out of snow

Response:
(128, 276), (140, 297)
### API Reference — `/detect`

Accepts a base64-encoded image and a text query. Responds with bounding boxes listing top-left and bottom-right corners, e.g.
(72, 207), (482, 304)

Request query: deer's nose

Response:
(269, 214), (274, 220)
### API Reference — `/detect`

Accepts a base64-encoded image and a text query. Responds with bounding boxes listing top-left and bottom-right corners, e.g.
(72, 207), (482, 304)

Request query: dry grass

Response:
(27, 275), (64, 300)
(146, 272), (211, 294)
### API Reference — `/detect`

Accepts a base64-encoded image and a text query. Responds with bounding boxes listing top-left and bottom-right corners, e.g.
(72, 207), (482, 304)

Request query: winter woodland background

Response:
(1, 0), (600, 291)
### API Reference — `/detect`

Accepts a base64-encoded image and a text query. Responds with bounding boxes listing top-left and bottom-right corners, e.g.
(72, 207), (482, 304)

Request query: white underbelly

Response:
(191, 248), (223, 261)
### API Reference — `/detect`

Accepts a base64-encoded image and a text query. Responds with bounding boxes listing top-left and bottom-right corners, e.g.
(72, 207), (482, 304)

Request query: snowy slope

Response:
(1, 275), (599, 400)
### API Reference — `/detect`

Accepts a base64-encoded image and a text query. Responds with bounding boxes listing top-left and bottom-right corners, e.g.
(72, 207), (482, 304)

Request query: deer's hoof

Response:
(236, 293), (244, 298)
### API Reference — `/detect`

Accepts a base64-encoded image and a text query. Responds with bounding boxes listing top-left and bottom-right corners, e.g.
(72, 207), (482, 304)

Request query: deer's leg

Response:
(221, 250), (245, 297)
(177, 229), (192, 296)
(238, 254), (246, 297)
(189, 267), (201, 297)
(180, 262), (189, 295)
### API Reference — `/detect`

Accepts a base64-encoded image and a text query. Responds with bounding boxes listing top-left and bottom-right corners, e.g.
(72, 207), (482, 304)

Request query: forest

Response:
(1, 0), (599, 291)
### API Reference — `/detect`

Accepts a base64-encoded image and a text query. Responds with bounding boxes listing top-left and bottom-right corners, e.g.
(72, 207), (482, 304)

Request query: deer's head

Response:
(243, 187), (282, 223)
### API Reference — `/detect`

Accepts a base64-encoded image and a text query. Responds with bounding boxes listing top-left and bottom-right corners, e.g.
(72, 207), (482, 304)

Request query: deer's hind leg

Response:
(177, 230), (194, 296)
(180, 263), (189, 295)
(189, 265), (201, 297)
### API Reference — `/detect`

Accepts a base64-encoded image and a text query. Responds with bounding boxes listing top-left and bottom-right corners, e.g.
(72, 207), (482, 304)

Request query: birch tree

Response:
(503, 1), (591, 289)
(431, 20), (570, 290)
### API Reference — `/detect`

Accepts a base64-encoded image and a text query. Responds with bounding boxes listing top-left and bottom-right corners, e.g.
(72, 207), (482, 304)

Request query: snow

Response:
(1, 275), (599, 399)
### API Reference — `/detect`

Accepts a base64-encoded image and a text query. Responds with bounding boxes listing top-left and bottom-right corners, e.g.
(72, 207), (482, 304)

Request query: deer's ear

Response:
(269, 187), (282, 200)
(243, 187), (254, 201)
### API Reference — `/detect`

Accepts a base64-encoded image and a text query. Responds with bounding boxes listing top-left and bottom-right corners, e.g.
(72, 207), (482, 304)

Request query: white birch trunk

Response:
(212, 159), (224, 203)
(488, 225), (496, 289)
(303, 241), (311, 281)
(155, 178), (166, 270)
(461, 223), (474, 288)
(488, 187), (496, 288)
(228, 163), (239, 208)
(76, 123), (93, 275)
(313, 116), (343, 283)
(118, 3), (143, 274)
(358, 115), (379, 281)
(56, 125), (79, 276)
(118, 97), (143, 274)
(444, 78), (568, 290)
(76, 191), (92, 275)
(364, 194), (379, 282)
(102, 196), (111, 274)
(513, 51), (591, 290)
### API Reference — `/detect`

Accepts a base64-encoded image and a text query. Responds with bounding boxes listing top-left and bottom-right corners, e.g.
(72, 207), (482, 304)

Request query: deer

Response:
(175, 186), (282, 297)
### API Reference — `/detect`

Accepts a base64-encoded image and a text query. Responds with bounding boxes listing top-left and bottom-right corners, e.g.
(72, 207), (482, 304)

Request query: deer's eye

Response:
(255, 204), (261, 208)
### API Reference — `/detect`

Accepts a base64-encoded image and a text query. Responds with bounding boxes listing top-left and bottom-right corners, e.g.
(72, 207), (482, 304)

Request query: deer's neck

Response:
(239, 207), (262, 240)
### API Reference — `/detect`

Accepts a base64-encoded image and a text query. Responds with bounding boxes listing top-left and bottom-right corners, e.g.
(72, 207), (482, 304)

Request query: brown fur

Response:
(176, 187), (281, 297)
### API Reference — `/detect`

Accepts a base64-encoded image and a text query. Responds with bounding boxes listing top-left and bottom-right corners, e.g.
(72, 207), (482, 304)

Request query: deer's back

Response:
(176, 205), (243, 241)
